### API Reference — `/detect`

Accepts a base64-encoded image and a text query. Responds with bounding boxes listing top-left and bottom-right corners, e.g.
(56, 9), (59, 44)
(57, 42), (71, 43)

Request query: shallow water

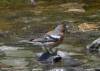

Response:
(0, 1), (100, 71)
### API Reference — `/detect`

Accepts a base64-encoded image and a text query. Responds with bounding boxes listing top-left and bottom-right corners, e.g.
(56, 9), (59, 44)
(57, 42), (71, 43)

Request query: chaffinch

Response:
(19, 21), (69, 54)
(29, 21), (67, 54)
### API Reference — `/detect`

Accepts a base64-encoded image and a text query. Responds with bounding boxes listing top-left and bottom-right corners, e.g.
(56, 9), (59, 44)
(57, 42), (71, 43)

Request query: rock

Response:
(95, 68), (100, 71)
(86, 37), (100, 53)
(37, 51), (82, 66)
(37, 52), (59, 64)
(58, 51), (82, 67)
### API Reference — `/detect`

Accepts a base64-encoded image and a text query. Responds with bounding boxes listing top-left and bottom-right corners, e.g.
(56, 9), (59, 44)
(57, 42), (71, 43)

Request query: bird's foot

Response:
(47, 49), (58, 55)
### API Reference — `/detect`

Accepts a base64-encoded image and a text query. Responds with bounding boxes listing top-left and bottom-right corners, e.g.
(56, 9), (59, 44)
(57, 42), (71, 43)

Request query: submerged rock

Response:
(37, 51), (82, 66)
(37, 52), (60, 64)
(57, 51), (82, 67)
(86, 37), (100, 53)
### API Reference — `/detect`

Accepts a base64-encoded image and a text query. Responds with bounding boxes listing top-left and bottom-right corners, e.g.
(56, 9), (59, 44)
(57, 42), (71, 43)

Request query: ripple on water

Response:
(0, 58), (28, 67)
(0, 45), (38, 71)
(0, 46), (34, 58)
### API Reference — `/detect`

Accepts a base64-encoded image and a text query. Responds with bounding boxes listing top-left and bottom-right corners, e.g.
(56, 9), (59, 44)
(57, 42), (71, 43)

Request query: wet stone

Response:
(36, 50), (82, 67)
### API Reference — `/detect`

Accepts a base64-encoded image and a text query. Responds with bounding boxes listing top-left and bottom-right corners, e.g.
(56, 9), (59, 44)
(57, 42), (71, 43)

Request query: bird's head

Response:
(62, 21), (75, 33)
(55, 21), (73, 33)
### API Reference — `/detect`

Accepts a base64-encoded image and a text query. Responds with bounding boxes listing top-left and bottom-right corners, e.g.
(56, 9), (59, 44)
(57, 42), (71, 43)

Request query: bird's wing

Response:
(31, 28), (62, 43)
(32, 34), (61, 43)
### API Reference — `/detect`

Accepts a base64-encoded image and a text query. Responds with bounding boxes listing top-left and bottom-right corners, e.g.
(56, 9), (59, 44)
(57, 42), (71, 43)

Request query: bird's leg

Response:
(47, 48), (58, 54)
(47, 48), (54, 54)
(54, 48), (58, 53)
(41, 45), (47, 53)
(41, 45), (50, 53)
(42, 46), (53, 54)
(41, 45), (58, 54)
(44, 47), (53, 54)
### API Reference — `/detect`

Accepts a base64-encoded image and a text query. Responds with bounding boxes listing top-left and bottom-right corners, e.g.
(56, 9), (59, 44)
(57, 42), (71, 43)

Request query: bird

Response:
(19, 21), (70, 54)
(29, 21), (67, 54)
(37, 51), (61, 64)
